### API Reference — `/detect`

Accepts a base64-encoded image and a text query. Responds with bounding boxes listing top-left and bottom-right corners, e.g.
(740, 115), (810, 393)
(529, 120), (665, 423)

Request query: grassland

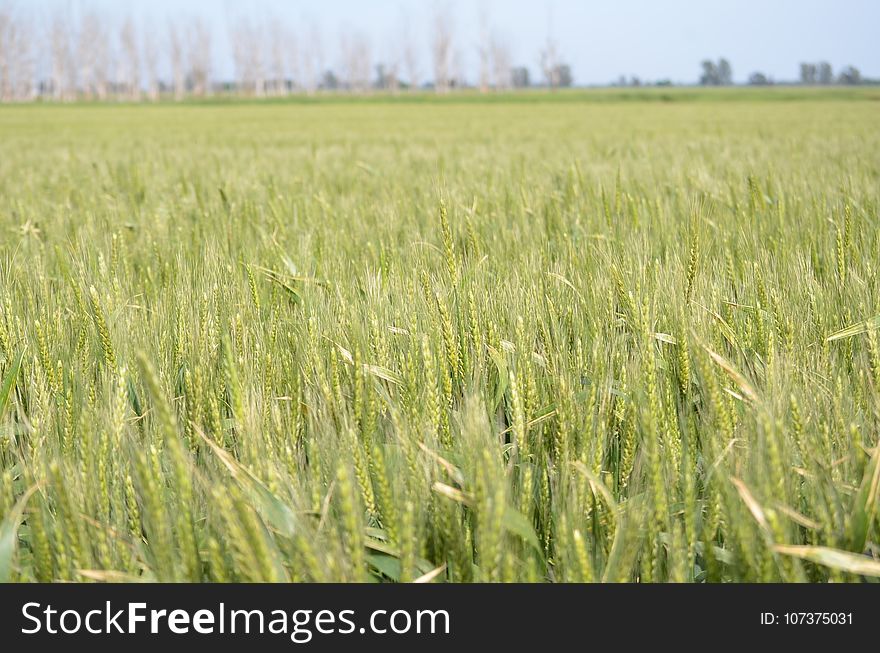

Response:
(0, 89), (878, 582)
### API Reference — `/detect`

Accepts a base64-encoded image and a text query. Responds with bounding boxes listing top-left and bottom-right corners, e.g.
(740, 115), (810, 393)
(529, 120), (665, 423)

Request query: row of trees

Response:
(750, 62), (864, 86)
(0, 5), (574, 103)
(699, 58), (867, 87)
(798, 61), (862, 85)
(699, 58), (733, 86)
(3, 3), (871, 103)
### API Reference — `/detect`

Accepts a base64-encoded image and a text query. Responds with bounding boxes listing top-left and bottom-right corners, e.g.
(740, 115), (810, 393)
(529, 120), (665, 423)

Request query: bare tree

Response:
(231, 18), (265, 96)
(0, 6), (33, 101)
(490, 35), (512, 90)
(399, 14), (419, 91)
(75, 15), (90, 99)
(477, 10), (490, 93)
(267, 18), (287, 95)
(355, 34), (372, 92)
(387, 62), (399, 92)
(379, 25), (401, 92)
(169, 22), (185, 100)
(0, 8), (10, 101)
(299, 22), (323, 94)
(188, 17), (211, 97)
(339, 29), (371, 92)
(15, 14), (35, 100)
(378, 51), (399, 92)
(250, 23), (266, 97)
(230, 20), (246, 93)
(285, 27), (300, 92)
(337, 29), (351, 90)
(540, 36), (560, 89)
(431, 5), (453, 92)
(50, 12), (75, 100)
(119, 17), (140, 100)
(143, 21), (160, 101)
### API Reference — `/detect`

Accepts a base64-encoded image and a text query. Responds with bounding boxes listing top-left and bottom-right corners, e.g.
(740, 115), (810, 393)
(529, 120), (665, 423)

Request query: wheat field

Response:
(1, 90), (879, 582)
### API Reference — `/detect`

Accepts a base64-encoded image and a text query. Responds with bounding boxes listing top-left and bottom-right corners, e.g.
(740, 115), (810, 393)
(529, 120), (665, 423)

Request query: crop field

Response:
(0, 89), (879, 583)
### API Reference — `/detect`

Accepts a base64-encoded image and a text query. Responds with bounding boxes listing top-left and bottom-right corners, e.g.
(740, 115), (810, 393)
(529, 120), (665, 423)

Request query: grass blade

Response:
(502, 506), (542, 554)
(847, 440), (880, 552)
(825, 315), (880, 342)
(0, 484), (41, 582)
(704, 347), (760, 404)
(0, 349), (24, 421)
(773, 545), (880, 577)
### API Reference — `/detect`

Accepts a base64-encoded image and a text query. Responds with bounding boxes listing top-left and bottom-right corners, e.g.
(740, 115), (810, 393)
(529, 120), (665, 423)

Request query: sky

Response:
(29, 0), (880, 85)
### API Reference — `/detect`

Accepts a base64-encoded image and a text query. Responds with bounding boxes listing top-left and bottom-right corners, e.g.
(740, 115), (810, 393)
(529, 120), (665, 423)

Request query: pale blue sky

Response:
(31, 0), (880, 84)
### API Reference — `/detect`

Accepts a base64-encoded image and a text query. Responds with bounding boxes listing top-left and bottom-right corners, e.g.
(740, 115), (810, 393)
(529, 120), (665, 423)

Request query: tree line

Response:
(0, 4), (573, 103)
(0, 3), (871, 103)
(698, 57), (865, 87)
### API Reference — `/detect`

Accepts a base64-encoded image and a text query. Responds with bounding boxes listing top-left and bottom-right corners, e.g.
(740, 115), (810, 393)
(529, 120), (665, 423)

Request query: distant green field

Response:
(0, 93), (878, 582)
(13, 84), (880, 108)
